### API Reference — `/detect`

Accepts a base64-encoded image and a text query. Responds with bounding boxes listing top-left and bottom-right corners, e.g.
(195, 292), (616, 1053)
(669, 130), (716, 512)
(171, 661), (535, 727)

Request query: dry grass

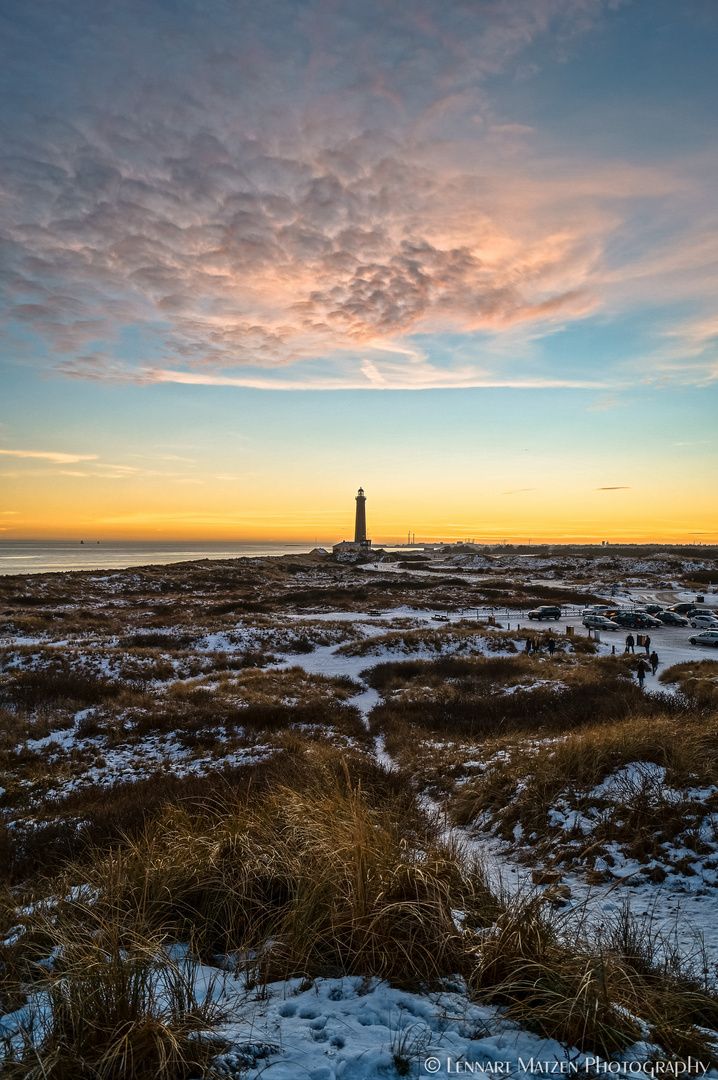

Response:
(3, 555), (718, 1065)
(366, 654), (665, 740)
(471, 896), (718, 1060)
(0, 917), (224, 1080)
(660, 660), (718, 708)
(66, 750), (479, 988)
(450, 708), (718, 875)
(3, 744), (718, 1064)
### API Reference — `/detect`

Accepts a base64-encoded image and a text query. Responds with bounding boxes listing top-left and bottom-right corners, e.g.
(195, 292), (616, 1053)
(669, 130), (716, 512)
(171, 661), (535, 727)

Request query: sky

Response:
(0, 0), (717, 544)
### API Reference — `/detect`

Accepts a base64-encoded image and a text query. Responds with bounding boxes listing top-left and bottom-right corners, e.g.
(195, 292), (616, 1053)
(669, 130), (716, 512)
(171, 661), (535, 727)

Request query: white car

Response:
(689, 630), (718, 648)
(690, 614), (718, 629)
(582, 615), (620, 630)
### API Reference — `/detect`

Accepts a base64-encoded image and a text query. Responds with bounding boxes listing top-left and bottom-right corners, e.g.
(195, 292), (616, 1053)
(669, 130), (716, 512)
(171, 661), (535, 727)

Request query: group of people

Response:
(624, 632), (653, 654)
(523, 630), (658, 685)
(524, 636), (557, 656)
(625, 632), (660, 684)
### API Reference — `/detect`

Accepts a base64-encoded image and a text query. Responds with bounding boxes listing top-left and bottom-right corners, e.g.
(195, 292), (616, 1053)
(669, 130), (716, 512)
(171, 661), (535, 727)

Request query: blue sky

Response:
(0, 0), (716, 540)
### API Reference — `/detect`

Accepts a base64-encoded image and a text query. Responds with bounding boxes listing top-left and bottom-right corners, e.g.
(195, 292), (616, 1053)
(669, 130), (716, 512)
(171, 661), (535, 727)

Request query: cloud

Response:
(0, 449), (98, 464)
(502, 488), (535, 494)
(150, 367), (607, 391)
(588, 393), (625, 411)
(4, 0), (683, 392)
(596, 486), (631, 490)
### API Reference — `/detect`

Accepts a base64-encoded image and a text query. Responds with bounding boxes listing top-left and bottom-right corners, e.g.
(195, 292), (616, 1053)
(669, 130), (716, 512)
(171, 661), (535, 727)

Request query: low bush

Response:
(0, 664), (120, 710)
(367, 656), (668, 739)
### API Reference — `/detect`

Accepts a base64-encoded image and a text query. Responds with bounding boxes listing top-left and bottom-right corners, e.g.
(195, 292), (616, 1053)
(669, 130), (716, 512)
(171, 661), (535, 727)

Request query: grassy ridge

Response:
(3, 745), (718, 1074)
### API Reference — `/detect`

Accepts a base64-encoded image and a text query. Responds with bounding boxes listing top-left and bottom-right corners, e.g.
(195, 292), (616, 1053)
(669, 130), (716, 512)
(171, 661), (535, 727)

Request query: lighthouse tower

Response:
(354, 487), (367, 544)
(333, 487), (372, 554)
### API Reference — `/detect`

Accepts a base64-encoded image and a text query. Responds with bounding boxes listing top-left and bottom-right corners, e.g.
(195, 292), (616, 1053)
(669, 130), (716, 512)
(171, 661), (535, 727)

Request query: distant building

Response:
(333, 487), (372, 554)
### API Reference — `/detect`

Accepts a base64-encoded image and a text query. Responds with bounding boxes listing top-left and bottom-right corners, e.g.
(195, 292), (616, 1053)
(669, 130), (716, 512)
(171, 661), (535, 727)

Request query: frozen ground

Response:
(1, 953), (709, 1079)
(2, 552), (718, 1076)
(268, 599), (718, 979)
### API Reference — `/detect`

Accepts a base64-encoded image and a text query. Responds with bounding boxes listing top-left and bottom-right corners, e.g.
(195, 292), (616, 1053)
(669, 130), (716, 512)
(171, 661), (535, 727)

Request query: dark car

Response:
(656, 610), (689, 626)
(641, 604), (664, 615)
(669, 603), (699, 615)
(633, 612), (662, 628)
(612, 611), (662, 629)
(528, 605), (561, 621)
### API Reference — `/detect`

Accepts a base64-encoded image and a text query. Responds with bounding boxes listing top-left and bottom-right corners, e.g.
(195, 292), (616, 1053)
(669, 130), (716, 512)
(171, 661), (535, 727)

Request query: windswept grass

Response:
(0, 918), (224, 1080)
(450, 708), (718, 876)
(367, 654), (664, 740)
(4, 746), (718, 1067)
(660, 660), (718, 708)
(471, 896), (718, 1060)
(62, 752), (479, 989)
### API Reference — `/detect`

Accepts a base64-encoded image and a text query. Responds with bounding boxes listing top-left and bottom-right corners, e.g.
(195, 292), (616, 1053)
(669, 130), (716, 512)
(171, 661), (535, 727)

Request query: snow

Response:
(4, 560), (718, 1073)
(1, 963), (692, 1077)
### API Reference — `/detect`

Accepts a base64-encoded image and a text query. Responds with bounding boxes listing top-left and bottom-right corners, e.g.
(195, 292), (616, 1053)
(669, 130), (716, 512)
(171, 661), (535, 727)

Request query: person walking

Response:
(525, 637), (532, 654)
(650, 650), (659, 675)
(637, 659), (648, 688)
(625, 633), (635, 654)
(547, 637), (556, 656)
(644, 635), (651, 655)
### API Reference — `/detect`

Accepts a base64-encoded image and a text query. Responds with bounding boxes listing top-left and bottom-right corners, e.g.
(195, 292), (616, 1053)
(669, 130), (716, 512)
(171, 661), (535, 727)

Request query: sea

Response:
(0, 541), (323, 577)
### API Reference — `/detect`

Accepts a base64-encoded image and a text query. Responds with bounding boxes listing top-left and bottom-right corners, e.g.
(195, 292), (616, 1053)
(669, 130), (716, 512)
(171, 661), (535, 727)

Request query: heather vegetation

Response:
(2, 547), (718, 1074)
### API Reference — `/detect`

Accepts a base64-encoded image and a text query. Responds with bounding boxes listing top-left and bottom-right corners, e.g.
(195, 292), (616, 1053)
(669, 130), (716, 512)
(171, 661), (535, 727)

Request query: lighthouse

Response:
(333, 487), (372, 554)
(354, 487), (367, 544)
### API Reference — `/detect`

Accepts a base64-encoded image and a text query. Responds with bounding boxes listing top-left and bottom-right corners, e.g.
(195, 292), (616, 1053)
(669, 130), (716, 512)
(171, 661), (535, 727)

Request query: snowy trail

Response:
(272, 612), (718, 978)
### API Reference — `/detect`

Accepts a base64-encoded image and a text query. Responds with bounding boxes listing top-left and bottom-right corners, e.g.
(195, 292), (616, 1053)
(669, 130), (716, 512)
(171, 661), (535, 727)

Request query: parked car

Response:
(668, 603), (699, 615)
(691, 613), (718, 629)
(689, 631), (718, 648)
(582, 615), (620, 630)
(641, 604), (664, 615)
(634, 612), (663, 628)
(612, 611), (662, 629)
(656, 611), (689, 626)
(528, 605), (561, 621)
(658, 581), (671, 588)
(432, 614), (450, 622)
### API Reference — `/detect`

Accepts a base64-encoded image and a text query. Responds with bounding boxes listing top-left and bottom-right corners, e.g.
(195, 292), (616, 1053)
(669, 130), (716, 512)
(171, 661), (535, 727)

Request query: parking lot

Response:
(425, 596), (718, 672)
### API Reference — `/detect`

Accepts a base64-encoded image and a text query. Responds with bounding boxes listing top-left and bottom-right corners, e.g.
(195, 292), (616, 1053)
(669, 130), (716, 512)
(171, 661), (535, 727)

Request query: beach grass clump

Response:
(660, 660), (718, 708)
(69, 750), (479, 989)
(450, 707), (718, 875)
(0, 916), (224, 1080)
(470, 896), (718, 1061)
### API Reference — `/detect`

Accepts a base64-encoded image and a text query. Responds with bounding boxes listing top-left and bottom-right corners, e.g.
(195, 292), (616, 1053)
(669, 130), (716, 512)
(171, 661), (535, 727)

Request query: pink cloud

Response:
(3, 0), (709, 391)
